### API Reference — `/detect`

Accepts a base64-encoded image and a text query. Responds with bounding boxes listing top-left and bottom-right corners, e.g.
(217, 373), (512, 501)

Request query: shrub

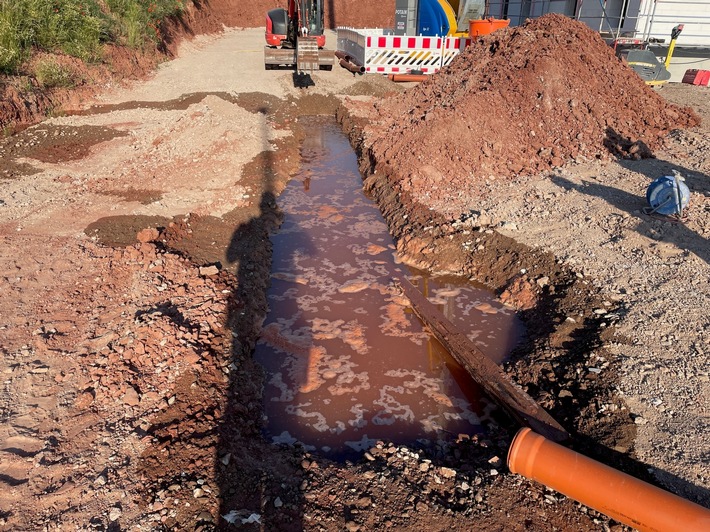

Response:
(0, 0), (185, 74)
(34, 58), (77, 88)
(0, 2), (26, 73)
(105, 0), (185, 48)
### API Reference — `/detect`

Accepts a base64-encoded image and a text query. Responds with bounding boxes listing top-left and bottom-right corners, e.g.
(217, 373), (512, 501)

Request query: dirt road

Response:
(0, 24), (708, 531)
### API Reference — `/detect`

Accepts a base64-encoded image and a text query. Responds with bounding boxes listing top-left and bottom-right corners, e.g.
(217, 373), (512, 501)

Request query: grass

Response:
(0, 0), (185, 75)
(34, 58), (77, 88)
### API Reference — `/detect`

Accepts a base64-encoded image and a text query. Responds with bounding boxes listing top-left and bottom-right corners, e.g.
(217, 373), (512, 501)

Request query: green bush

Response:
(34, 58), (77, 88)
(106, 0), (185, 48)
(0, 0), (185, 74)
(0, 2), (26, 72)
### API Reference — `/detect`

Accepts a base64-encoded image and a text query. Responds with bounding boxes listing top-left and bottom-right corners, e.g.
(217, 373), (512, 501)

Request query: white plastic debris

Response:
(222, 510), (262, 525)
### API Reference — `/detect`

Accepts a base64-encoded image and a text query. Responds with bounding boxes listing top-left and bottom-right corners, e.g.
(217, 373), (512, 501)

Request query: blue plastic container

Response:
(646, 175), (690, 216)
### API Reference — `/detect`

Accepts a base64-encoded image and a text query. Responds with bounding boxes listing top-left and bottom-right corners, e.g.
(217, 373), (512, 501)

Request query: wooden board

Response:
(397, 277), (569, 442)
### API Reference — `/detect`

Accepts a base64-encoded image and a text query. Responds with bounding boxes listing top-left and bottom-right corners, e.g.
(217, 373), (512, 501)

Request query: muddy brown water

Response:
(255, 119), (523, 458)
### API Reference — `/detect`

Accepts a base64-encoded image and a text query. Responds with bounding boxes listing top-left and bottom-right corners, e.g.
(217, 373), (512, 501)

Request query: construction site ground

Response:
(1, 21), (708, 532)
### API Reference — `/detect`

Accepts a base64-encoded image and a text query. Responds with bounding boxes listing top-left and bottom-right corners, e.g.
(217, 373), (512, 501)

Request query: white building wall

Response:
(635, 0), (710, 46)
(486, 0), (710, 46)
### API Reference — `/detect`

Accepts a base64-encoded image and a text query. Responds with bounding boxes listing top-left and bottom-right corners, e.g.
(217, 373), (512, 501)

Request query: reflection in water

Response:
(254, 119), (523, 458)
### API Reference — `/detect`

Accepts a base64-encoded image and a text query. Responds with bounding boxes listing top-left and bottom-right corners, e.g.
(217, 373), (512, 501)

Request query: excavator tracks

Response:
(297, 37), (320, 73)
(264, 38), (334, 71)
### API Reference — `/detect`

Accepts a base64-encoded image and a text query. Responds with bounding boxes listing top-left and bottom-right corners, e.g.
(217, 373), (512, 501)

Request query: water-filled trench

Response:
(254, 118), (522, 457)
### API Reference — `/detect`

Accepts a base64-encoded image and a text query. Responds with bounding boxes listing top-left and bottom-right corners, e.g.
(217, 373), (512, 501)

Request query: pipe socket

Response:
(339, 58), (365, 74)
(508, 428), (710, 532)
(334, 50), (351, 62)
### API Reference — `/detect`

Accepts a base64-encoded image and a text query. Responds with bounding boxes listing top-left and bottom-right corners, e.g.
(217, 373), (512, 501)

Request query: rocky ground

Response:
(341, 15), (709, 510)
(0, 10), (708, 532)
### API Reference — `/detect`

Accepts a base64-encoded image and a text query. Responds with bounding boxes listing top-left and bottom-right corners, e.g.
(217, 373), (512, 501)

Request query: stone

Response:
(199, 265), (219, 277)
(536, 276), (550, 288)
(108, 507), (122, 522)
(74, 390), (95, 409)
(123, 385), (140, 406)
(487, 456), (501, 467)
(356, 496), (371, 508)
(137, 228), (159, 243)
(439, 467), (456, 479)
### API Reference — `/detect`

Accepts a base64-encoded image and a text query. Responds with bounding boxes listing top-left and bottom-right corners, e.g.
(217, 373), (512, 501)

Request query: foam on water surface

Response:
(254, 119), (522, 458)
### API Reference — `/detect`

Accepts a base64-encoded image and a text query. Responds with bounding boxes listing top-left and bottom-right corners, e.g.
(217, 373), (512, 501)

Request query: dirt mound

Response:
(365, 14), (699, 217)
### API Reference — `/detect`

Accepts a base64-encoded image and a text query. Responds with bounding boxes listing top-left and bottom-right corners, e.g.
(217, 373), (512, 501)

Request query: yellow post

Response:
(665, 24), (684, 69)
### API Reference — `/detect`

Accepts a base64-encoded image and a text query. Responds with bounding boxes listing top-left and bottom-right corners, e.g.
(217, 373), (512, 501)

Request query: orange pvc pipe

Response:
(387, 74), (428, 83)
(507, 428), (710, 532)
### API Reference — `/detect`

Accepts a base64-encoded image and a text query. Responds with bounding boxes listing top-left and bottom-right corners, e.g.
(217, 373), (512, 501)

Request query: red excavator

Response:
(264, 0), (334, 71)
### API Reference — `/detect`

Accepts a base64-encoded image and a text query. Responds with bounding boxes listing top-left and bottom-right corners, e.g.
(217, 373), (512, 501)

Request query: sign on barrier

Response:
(441, 36), (472, 67)
(364, 35), (443, 73)
(337, 28), (472, 75)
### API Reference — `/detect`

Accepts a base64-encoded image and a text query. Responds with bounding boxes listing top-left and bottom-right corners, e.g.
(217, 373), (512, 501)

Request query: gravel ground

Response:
(476, 83), (710, 505)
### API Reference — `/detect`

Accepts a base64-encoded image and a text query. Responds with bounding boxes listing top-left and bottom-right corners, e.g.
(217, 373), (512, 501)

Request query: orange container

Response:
(508, 428), (710, 532)
(469, 17), (511, 37)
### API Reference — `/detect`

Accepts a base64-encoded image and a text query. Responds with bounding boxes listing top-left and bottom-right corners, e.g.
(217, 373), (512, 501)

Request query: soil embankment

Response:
(356, 14), (698, 218)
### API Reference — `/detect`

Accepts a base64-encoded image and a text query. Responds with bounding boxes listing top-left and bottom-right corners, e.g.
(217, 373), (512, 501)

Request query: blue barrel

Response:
(646, 175), (690, 216)
(417, 0), (451, 36)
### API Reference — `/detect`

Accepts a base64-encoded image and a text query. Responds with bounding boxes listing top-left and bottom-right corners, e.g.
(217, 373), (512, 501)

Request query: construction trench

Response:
(254, 117), (523, 457)
(1, 7), (709, 532)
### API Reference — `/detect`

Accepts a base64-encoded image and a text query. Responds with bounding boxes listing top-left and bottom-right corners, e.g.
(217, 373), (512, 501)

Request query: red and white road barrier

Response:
(337, 28), (472, 75)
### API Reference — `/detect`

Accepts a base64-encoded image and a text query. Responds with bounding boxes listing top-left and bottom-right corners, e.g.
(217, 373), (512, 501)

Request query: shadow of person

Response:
(215, 187), (312, 531)
(549, 174), (709, 265)
(603, 126), (710, 197)
(615, 156), (710, 197)
(215, 115), (321, 530)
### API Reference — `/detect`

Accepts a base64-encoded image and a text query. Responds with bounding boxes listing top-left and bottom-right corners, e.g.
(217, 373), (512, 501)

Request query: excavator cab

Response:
(296, 0), (325, 40)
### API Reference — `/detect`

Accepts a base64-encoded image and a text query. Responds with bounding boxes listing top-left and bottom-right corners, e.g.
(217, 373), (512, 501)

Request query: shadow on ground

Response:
(550, 173), (708, 265)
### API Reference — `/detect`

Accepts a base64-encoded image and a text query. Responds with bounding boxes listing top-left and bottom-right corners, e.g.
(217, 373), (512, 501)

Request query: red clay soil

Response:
(362, 14), (699, 217)
(204, 0), (394, 29)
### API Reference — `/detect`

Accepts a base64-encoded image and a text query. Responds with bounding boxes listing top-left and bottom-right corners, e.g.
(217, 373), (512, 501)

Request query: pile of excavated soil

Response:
(365, 14), (699, 217)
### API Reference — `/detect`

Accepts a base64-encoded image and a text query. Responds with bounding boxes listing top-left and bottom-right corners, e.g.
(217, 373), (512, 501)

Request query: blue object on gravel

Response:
(646, 173), (690, 216)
